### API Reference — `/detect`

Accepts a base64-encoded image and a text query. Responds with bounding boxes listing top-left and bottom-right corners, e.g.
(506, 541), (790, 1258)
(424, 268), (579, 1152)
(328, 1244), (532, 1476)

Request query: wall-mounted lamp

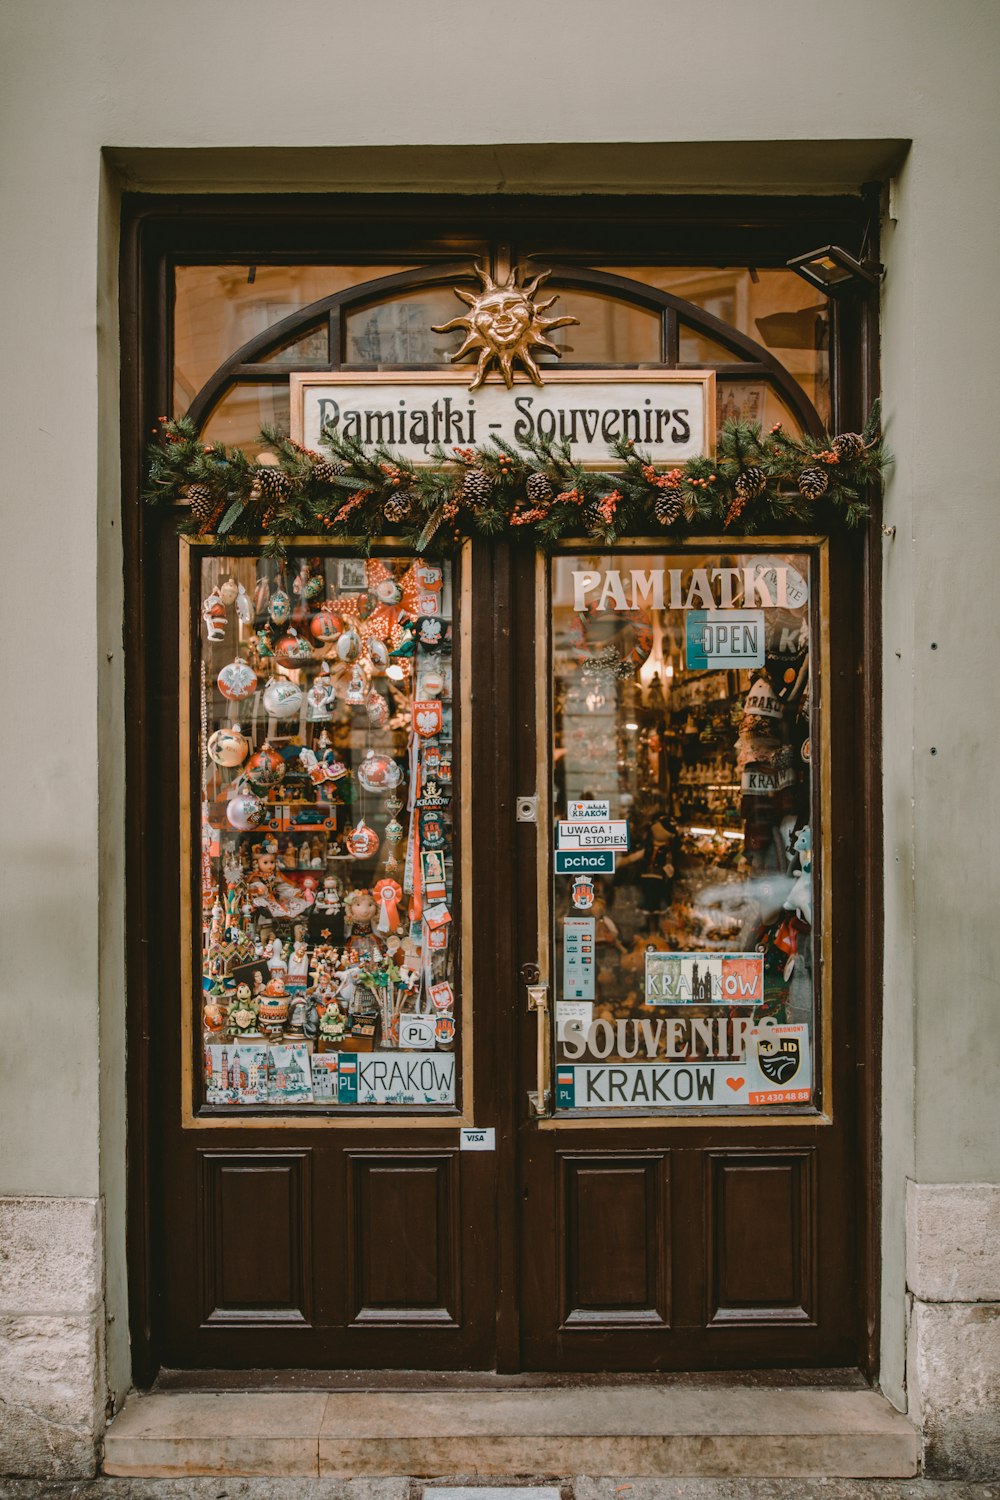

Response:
(786, 245), (883, 296)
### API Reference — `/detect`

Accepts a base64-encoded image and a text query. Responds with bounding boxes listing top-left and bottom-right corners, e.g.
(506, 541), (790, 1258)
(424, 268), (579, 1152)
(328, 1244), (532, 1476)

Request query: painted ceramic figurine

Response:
(248, 839), (314, 920)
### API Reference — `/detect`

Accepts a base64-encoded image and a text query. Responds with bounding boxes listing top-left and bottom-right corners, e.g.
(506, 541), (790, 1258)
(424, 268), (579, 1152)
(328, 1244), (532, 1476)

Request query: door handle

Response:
(525, 978), (552, 1117)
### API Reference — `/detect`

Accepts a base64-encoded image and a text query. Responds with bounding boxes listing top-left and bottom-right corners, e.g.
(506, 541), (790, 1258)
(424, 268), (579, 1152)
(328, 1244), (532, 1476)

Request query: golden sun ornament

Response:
(433, 263), (579, 390)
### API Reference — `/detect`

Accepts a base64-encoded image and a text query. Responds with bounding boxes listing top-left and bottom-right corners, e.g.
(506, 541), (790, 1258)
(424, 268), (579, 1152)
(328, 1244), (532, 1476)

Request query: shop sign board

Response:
(336, 1051), (455, 1106)
(554, 849), (616, 875)
(645, 950), (764, 1005)
(292, 370), (715, 467)
(567, 799), (610, 819)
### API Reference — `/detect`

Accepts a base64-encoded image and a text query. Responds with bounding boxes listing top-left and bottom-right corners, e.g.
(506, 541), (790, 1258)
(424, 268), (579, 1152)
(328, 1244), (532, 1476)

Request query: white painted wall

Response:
(1, 0), (998, 1421)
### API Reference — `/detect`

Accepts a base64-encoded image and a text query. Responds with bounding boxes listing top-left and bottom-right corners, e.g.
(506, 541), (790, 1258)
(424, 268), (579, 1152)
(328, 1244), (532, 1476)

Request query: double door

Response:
(146, 523), (866, 1374)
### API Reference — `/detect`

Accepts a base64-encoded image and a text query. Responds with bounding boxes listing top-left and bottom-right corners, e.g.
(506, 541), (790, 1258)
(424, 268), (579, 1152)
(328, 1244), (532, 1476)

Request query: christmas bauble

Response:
(357, 749), (403, 793)
(306, 671), (336, 722)
(226, 791), (268, 831)
(268, 589), (291, 626)
(207, 725), (249, 767)
(219, 577), (239, 606)
(262, 677), (303, 718)
(366, 690), (389, 728)
(245, 741), (285, 790)
(373, 577), (403, 606)
(365, 637), (389, 670)
(274, 629), (313, 667)
(310, 612), (340, 643)
(217, 658), (258, 701)
(337, 627), (362, 662)
(384, 817), (404, 845)
(345, 819), (380, 858)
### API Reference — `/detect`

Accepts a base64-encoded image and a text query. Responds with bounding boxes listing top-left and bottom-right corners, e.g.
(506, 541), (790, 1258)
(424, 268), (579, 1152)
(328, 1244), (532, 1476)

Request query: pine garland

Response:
(143, 402), (887, 556)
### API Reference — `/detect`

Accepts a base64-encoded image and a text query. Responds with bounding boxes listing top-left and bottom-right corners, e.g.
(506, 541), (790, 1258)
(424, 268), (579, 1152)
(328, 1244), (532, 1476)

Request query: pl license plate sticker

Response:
(556, 1025), (811, 1109)
(685, 609), (765, 670)
(336, 1050), (455, 1105)
(645, 950), (764, 1005)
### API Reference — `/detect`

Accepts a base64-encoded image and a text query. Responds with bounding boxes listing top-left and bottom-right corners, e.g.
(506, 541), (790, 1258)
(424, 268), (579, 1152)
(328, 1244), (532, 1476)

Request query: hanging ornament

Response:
(262, 677), (303, 719)
(365, 637), (390, 671)
(366, 689), (389, 728)
(384, 816), (404, 846)
(384, 792), (404, 816)
(372, 576), (404, 607)
(337, 626), (362, 663)
(254, 628), (274, 660)
(235, 584), (252, 624)
(274, 628), (313, 667)
(202, 587), (227, 641)
(268, 589), (291, 626)
(217, 657), (258, 701)
(310, 611), (340, 644)
(345, 819), (380, 858)
(219, 577), (239, 607)
(226, 790), (268, 831)
(207, 723), (249, 768)
(306, 665), (336, 722)
(344, 664), (368, 706)
(357, 749), (403, 794)
(244, 741), (285, 790)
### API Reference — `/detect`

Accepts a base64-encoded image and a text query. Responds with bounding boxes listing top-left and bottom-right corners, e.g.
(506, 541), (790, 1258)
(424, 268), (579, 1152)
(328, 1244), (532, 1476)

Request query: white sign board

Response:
(291, 370), (714, 467)
(556, 820), (630, 851)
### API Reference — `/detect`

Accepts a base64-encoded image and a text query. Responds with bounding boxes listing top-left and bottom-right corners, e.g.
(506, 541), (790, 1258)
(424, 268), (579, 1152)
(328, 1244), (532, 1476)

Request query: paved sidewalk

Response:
(0, 1477), (997, 1499)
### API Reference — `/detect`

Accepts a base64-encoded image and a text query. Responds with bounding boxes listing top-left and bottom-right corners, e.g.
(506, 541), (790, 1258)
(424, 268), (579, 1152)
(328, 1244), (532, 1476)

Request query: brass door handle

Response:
(526, 980), (551, 1117)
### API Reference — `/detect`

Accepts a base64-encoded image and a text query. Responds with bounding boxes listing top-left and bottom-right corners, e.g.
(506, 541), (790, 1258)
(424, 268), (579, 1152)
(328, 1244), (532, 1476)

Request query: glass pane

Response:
(201, 384), (291, 450)
(550, 548), (817, 1116)
(174, 265), (415, 412)
(196, 548), (459, 1112)
(716, 382), (804, 441)
(598, 266), (830, 426)
(678, 326), (740, 365)
(345, 287), (468, 365)
(258, 323), (328, 366)
(537, 287), (661, 365)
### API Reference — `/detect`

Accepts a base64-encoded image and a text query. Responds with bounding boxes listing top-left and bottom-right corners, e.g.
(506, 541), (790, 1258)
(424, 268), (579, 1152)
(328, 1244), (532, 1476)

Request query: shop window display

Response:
(192, 547), (459, 1111)
(550, 548), (820, 1114)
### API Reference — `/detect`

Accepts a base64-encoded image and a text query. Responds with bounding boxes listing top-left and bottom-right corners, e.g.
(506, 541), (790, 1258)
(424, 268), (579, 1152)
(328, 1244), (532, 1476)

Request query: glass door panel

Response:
(185, 543), (463, 1115)
(548, 546), (823, 1116)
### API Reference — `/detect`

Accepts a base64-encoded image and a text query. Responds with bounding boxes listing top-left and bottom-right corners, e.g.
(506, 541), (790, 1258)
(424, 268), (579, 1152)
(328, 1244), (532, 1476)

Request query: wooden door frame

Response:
(120, 188), (882, 1387)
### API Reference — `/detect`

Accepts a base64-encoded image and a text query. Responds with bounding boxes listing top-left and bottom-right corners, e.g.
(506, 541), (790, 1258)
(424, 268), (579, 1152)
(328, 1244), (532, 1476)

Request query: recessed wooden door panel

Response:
(560, 1152), (670, 1327)
(200, 1151), (312, 1325)
(706, 1150), (816, 1326)
(346, 1152), (460, 1326)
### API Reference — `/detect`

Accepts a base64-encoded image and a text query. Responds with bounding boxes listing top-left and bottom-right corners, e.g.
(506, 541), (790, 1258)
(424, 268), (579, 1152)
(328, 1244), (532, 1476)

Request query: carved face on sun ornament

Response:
(433, 263), (579, 390)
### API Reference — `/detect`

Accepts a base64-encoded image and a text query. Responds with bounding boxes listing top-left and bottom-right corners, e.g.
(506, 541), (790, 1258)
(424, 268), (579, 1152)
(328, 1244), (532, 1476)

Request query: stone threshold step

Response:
(103, 1387), (918, 1479)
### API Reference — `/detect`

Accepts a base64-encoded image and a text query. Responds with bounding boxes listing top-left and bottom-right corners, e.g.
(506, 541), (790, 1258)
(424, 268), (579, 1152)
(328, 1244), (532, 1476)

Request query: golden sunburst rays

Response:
(432, 262), (579, 390)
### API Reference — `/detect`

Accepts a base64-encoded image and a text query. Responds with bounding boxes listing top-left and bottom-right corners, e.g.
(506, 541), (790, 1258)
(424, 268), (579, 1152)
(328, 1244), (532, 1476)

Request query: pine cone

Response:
(253, 466), (292, 501)
(384, 488), (418, 525)
(582, 501), (605, 533)
(734, 465), (767, 502)
(526, 471), (553, 505)
(184, 483), (215, 522)
(461, 467), (492, 511)
(312, 459), (347, 485)
(654, 486), (685, 525)
(798, 465), (830, 499)
(832, 431), (865, 462)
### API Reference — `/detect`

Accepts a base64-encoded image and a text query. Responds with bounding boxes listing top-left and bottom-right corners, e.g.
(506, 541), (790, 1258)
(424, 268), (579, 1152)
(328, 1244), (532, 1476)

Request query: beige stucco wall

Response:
(1, 0), (998, 1472)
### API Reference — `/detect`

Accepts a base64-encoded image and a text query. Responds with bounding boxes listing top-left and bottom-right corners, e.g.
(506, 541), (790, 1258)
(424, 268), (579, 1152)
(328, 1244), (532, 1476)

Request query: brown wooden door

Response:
(509, 536), (868, 1371)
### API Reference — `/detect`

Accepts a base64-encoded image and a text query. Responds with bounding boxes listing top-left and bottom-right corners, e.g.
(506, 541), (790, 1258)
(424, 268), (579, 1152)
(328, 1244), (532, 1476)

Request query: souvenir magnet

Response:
(420, 849), (447, 901)
(398, 1013), (437, 1049)
(430, 980), (454, 1011)
(417, 616), (444, 647)
(571, 874), (596, 910)
(413, 700), (442, 737)
(419, 809), (445, 849)
(435, 1013), (456, 1044)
